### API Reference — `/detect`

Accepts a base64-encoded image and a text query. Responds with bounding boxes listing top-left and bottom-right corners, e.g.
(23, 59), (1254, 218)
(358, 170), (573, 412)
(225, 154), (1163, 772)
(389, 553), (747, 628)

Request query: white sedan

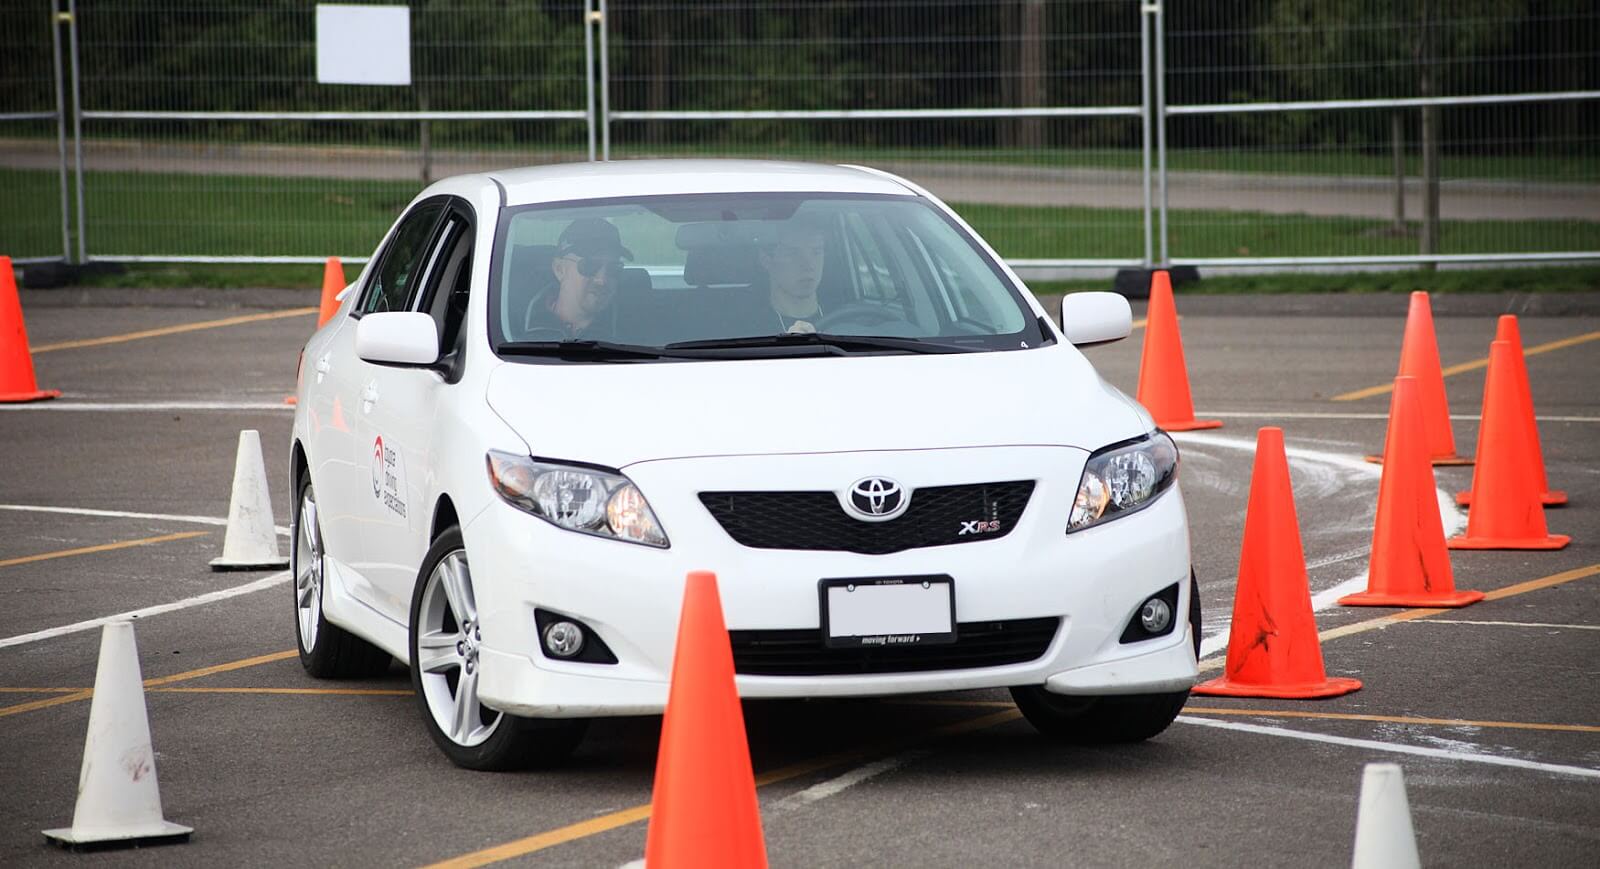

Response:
(289, 159), (1197, 770)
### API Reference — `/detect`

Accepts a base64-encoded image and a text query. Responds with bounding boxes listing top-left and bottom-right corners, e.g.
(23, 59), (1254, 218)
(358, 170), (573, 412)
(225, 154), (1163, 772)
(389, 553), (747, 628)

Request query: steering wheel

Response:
(817, 301), (908, 332)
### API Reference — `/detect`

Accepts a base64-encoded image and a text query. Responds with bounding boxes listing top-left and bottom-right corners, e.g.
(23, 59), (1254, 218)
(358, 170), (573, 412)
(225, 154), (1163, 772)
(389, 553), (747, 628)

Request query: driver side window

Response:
(360, 202), (445, 315)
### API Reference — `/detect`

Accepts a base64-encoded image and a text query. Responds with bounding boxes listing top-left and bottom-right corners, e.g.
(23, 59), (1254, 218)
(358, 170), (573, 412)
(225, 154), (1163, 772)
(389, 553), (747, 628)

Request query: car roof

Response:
(485, 159), (918, 207)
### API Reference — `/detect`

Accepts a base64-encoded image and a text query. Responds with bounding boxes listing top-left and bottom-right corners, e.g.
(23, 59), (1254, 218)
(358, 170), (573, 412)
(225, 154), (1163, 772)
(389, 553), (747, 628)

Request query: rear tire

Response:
(409, 527), (587, 771)
(293, 475), (392, 679)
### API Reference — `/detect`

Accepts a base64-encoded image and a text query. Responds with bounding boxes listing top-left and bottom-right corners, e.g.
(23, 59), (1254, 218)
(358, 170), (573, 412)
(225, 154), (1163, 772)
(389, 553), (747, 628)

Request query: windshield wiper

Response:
(498, 340), (664, 361)
(665, 333), (968, 355)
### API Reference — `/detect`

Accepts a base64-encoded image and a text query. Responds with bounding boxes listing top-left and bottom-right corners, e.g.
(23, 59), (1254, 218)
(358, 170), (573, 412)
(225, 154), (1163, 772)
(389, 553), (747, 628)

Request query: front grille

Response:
(729, 617), (1060, 676)
(699, 481), (1035, 554)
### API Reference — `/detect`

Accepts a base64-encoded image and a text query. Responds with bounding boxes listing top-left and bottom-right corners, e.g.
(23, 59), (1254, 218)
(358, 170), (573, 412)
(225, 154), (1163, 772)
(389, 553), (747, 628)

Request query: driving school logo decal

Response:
(371, 435), (408, 518)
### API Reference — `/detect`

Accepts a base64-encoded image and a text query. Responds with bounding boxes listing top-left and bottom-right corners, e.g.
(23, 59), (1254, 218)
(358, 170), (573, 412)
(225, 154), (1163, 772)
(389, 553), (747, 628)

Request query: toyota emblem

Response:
(845, 477), (909, 522)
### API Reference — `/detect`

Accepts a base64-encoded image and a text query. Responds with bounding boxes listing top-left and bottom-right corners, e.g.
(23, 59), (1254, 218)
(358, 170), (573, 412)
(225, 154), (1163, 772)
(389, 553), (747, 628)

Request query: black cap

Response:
(556, 217), (633, 260)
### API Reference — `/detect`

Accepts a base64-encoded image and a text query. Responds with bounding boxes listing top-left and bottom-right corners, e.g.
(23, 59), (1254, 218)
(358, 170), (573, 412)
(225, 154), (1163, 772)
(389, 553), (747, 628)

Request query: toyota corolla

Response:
(289, 159), (1197, 770)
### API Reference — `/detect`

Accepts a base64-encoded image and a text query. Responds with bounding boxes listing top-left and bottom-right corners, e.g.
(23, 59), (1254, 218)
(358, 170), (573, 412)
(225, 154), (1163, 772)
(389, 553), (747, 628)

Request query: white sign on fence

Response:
(315, 4), (411, 86)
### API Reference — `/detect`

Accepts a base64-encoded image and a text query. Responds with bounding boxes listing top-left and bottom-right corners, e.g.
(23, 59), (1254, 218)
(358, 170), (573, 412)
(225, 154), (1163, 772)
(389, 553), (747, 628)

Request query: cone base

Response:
(44, 821), (193, 851)
(1160, 418), (1223, 432)
(1365, 452), (1473, 466)
(1457, 489), (1566, 508)
(1191, 675), (1362, 699)
(0, 388), (61, 403)
(209, 556), (289, 572)
(1338, 589), (1485, 608)
(1446, 534), (1570, 551)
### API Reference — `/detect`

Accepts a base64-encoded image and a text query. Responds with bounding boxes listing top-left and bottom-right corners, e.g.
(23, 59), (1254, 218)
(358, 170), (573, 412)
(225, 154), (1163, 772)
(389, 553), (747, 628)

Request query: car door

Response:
(355, 201), (476, 623)
(321, 199), (446, 616)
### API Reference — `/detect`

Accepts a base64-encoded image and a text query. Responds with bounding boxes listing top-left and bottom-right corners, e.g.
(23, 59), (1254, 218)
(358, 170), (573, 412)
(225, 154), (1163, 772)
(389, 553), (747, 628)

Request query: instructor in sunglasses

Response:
(527, 217), (632, 339)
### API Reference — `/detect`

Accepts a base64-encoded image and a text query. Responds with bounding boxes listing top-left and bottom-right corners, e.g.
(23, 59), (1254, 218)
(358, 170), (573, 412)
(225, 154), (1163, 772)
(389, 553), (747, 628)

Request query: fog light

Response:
(542, 620), (585, 658)
(1139, 598), (1173, 634)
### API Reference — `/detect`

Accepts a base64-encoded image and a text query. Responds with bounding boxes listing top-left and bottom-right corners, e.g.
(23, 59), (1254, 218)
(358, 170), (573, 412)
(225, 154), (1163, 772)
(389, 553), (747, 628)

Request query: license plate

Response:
(819, 576), (956, 648)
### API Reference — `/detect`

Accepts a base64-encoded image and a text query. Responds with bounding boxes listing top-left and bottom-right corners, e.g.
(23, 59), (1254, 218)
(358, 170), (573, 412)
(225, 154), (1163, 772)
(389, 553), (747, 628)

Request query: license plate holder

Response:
(819, 575), (956, 649)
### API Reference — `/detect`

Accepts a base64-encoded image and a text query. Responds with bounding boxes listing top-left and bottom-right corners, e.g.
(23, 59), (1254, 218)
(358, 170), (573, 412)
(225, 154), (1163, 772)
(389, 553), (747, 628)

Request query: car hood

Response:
(484, 345), (1152, 468)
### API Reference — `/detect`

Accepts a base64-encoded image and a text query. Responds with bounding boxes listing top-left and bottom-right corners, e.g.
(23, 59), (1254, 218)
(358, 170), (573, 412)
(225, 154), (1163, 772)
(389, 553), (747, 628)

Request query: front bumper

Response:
(468, 447), (1196, 718)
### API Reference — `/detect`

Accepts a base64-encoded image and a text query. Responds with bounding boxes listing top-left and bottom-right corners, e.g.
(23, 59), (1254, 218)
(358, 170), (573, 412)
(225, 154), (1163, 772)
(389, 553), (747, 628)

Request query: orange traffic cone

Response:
(1448, 341), (1570, 551)
(1, 255), (61, 403)
(1366, 292), (1470, 466)
(1193, 428), (1361, 699)
(1340, 377), (1482, 608)
(644, 571), (767, 868)
(285, 257), (349, 406)
(1457, 316), (1564, 508)
(317, 256), (346, 328)
(1136, 270), (1220, 431)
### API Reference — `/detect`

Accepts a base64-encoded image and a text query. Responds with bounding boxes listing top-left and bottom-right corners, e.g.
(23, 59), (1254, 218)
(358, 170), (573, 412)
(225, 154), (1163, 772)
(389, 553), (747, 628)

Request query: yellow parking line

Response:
(0, 687), (83, 694)
(420, 709), (1022, 869)
(150, 686), (410, 696)
(1331, 328), (1600, 401)
(0, 530), (208, 570)
(30, 307), (317, 353)
(1183, 707), (1600, 734)
(0, 648), (298, 718)
(1200, 562), (1600, 673)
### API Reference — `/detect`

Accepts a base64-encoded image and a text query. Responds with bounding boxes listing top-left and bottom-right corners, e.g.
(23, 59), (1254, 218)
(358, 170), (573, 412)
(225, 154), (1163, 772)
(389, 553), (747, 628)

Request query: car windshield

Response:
(488, 192), (1049, 360)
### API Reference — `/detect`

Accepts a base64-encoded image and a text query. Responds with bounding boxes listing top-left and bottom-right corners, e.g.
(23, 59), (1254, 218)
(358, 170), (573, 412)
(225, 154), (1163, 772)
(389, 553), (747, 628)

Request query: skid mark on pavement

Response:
(1183, 707), (1600, 735)
(1174, 431), (1467, 662)
(1177, 716), (1600, 779)
(30, 307), (317, 353)
(0, 530), (207, 569)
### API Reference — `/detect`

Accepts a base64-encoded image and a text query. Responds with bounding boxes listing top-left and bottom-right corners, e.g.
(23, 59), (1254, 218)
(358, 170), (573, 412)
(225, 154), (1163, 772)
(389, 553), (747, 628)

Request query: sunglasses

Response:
(563, 255), (623, 278)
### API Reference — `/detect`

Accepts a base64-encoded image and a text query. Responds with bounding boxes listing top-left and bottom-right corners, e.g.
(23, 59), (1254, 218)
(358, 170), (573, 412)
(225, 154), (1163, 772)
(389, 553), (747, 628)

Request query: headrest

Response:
(675, 221), (770, 251)
(683, 244), (759, 287)
(506, 243), (556, 298)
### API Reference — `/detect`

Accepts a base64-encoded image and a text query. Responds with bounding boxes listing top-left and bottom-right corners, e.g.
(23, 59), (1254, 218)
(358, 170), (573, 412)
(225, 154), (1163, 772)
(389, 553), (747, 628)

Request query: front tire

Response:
(293, 475), (391, 678)
(1011, 572), (1201, 744)
(408, 527), (587, 770)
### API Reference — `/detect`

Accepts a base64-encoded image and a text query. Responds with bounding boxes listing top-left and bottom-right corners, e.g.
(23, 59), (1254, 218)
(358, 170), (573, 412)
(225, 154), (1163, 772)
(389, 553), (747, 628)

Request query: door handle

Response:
(361, 383), (380, 410)
(314, 355), (331, 382)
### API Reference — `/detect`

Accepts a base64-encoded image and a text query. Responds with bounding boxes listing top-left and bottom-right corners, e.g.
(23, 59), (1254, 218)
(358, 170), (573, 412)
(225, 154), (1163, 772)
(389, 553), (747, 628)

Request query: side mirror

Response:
(1059, 292), (1132, 346)
(356, 312), (439, 366)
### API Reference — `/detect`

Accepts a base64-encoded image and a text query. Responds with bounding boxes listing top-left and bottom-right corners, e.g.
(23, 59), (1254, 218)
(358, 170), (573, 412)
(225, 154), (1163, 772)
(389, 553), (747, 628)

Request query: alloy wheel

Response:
(415, 551), (501, 747)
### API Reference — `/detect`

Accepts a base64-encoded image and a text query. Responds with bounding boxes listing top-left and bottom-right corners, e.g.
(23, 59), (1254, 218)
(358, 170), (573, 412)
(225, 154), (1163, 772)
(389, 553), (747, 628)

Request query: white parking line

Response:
(0, 504), (290, 537)
(0, 400), (292, 412)
(767, 750), (931, 814)
(0, 570), (291, 650)
(1405, 619), (1600, 631)
(1177, 715), (1600, 780)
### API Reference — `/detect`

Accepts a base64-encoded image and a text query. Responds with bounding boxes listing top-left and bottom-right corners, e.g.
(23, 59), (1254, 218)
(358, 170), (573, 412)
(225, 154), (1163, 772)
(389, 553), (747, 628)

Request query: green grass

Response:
(1032, 266), (1600, 296)
(3, 166), (1596, 291)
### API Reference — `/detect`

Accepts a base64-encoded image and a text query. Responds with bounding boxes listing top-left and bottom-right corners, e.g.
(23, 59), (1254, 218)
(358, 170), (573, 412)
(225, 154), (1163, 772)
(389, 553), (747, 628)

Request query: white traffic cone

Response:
(209, 429), (288, 570)
(43, 621), (192, 850)
(1351, 763), (1421, 869)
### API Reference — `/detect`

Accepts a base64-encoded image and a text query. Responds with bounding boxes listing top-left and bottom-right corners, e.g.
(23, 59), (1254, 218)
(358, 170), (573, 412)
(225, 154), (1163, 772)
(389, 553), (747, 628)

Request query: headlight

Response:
(1066, 431), (1179, 533)
(486, 451), (669, 548)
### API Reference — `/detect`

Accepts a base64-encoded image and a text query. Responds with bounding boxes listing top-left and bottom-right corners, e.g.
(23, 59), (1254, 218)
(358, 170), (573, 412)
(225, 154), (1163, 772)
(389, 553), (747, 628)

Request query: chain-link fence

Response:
(1, 0), (1596, 272)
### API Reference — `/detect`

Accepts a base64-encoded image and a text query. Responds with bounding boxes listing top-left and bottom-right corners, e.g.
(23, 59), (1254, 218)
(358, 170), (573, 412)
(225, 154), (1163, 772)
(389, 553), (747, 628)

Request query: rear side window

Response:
(361, 202), (444, 315)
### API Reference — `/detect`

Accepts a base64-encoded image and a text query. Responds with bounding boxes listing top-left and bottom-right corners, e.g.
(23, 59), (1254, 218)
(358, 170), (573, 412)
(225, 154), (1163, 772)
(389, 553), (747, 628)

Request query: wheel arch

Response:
(430, 495), (460, 542)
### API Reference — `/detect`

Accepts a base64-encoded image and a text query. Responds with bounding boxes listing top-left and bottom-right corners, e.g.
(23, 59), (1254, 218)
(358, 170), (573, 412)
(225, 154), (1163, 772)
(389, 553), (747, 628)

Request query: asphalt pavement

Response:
(1, 289), (1597, 867)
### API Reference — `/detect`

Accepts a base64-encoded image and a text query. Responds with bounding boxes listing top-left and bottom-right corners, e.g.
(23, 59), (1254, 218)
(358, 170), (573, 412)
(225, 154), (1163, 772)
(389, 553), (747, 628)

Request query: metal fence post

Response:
(1153, 0), (1169, 266)
(66, 0), (84, 263)
(598, 0), (611, 161)
(50, 0), (71, 262)
(584, 0), (597, 162)
(1140, 2), (1153, 268)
